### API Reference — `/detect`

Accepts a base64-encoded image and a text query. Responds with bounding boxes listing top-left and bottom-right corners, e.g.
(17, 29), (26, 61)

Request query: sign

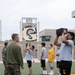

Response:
(22, 25), (37, 41)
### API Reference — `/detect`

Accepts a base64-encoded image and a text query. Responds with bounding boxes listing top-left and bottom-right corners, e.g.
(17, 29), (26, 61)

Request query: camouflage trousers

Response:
(7, 64), (21, 75)
(3, 60), (8, 75)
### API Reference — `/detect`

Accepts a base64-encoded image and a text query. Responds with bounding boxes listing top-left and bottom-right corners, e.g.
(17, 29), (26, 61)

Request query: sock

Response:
(52, 70), (54, 74)
(50, 70), (54, 74)
(44, 70), (47, 74)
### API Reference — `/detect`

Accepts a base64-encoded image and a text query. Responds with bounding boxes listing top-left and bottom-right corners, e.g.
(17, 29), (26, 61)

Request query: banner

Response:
(22, 25), (37, 41)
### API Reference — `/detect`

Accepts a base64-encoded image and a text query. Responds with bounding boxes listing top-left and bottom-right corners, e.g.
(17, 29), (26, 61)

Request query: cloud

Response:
(0, 0), (75, 40)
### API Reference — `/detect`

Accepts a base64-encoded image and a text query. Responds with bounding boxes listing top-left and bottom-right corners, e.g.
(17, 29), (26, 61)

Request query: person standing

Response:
(48, 44), (55, 75)
(25, 43), (35, 75)
(40, 43), (47, 75)
(6, 33), (24, 75)
(54, 31), (74, 75)
(2, 42), (8, 75)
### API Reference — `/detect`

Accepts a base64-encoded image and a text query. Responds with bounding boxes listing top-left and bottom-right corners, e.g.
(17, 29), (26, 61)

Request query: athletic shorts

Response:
(57, 61), (61, 68)
(48, 62), (54, 67)
(41, 60), (46, 68)
(27, 61), (32, 68)
(60, 60), (72, 75)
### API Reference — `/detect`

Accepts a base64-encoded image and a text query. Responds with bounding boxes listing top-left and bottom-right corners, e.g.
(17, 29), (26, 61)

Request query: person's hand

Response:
(33, 60), (35, 63)
(63, 30), (67, 34)
(32, 59), (35, 63)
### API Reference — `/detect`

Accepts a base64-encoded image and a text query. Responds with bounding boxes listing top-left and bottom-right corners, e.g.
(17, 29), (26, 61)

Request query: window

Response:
(42, 36), (51, 41)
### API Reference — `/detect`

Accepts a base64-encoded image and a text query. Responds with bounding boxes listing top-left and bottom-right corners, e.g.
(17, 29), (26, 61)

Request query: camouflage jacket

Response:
(2, 46), (7, 61)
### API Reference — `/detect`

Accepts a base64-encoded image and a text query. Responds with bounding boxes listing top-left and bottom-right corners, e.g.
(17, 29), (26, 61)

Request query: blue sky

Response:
(0, 0), (75, 41)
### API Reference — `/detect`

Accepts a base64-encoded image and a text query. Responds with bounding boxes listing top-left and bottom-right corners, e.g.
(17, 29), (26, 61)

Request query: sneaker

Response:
(49, 71), (54, 75)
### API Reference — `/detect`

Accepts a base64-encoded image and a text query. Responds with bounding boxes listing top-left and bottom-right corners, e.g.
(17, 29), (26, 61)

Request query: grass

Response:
(0, 62), (75, 75)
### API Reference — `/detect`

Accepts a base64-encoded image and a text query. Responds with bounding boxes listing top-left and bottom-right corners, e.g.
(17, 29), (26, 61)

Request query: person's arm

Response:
(25, 46), (31, 51)
(24, 48), (29, 52)
(24, 47), (31, 52)
(40, 49), (44, 60)
(17, 46), (24, 69)
(54, 36), (61, 46)
(61, 30), (68, 45)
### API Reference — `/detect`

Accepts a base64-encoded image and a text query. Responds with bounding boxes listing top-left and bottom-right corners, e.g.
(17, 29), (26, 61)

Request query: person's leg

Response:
(57, 61), (61, 75)
(29, 67), (32, 75)
(59, 61), (62, 75)
(60, 61), (63, 75)
(50, 64), (54, 70)
(7, 64), (14, 75)
(29, 61), (32, 75)
(42, 60), (47, 74)
(68, 61), (72, 75)
(48, 62), (51, 74)
(61, 61), (72, 75)
(14, 65), (21, 75)
(40, 60), (44, 74)
(50, 62), (54, 74)
(4, 61), (8, 75)
(3, 60), (7, 75)
(27, 61), (33, 75)
(57, 61), (59, 73)
(64, 61), (72, 75)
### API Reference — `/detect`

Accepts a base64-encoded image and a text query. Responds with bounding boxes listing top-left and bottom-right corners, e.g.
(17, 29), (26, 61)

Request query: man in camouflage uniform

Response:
(2, 42), (8, 75)
(6, 33), (24, 75)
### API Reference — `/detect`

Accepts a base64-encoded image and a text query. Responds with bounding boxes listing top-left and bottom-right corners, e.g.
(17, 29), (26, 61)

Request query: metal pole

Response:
(37, 22), (40, 42)
(20, 18), (23, 41)
(37, 21), (40, 60)
(20, 21), (21, 41)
